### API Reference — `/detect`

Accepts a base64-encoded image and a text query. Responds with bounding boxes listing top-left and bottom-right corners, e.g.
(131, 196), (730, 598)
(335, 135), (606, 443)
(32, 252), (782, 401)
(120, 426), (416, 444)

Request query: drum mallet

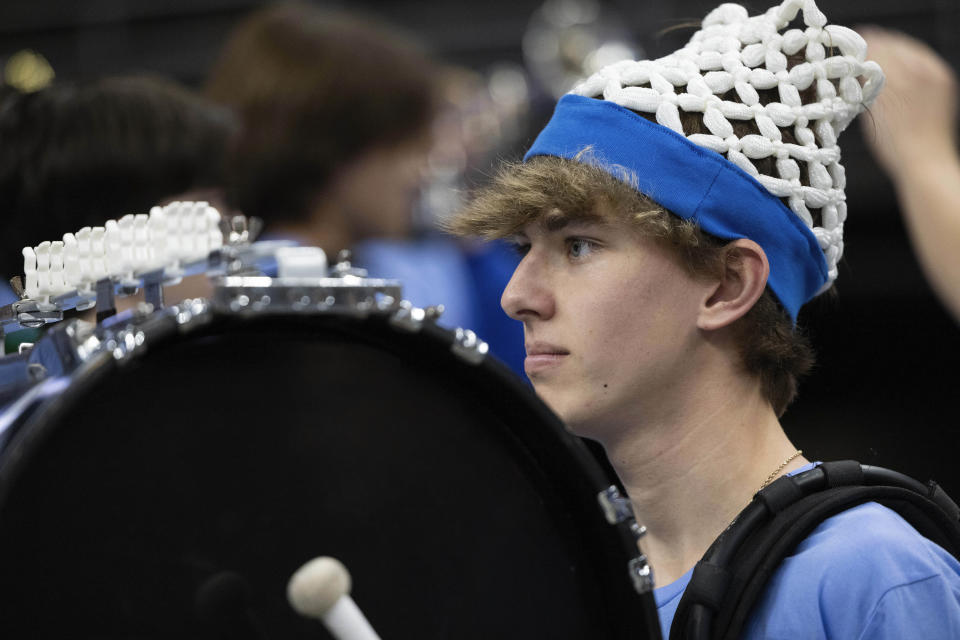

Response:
(287, 556), (382, 640)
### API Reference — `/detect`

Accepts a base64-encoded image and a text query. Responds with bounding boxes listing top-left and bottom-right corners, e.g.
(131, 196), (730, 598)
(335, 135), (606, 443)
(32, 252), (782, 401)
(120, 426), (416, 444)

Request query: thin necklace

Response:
(758, 449), (803, 493)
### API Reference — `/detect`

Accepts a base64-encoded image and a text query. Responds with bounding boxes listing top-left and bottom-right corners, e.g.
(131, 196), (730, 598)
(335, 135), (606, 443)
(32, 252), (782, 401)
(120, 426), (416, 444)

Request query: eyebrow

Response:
(541, 210), (606, 232)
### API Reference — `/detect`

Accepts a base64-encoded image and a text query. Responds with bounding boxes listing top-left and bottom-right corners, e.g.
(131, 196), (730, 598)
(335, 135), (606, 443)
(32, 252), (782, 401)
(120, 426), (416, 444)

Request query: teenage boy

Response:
(450, 1), (960, 637)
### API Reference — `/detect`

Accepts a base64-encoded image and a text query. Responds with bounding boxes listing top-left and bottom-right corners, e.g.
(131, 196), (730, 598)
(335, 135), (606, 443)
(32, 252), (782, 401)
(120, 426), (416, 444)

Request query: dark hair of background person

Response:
(204, 2), (440, 227)
(0, 75), (235, 281)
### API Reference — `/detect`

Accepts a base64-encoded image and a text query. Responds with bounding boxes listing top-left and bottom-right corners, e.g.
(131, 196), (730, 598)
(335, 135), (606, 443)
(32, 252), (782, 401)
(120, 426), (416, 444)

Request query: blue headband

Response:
(524, 94), (828, 322)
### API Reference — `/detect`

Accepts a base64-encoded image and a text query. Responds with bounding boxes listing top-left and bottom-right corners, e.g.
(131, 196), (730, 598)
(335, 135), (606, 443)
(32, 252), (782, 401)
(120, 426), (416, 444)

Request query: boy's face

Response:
(502, 216), (710, 436)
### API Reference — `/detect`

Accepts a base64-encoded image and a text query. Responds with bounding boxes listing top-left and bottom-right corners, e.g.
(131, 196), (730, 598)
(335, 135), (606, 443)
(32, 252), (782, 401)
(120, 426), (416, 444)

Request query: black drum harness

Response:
(669, 460), (960, 640)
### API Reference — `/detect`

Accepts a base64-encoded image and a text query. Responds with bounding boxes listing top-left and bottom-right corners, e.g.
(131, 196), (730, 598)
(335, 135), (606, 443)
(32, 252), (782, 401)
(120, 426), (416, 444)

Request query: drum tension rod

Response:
(94, 278), (117, 323)
(142, 270), (165, 311)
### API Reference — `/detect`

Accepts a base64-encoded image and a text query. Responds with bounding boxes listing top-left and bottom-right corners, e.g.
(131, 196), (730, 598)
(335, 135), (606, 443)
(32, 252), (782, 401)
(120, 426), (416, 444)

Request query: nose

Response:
(501, 251), (556, 322)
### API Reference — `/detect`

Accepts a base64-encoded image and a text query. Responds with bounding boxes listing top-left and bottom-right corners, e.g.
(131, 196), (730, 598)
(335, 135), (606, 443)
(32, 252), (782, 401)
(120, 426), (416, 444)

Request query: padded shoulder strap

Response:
(720, 485), (957, 639)
(670, 463), (960, 640)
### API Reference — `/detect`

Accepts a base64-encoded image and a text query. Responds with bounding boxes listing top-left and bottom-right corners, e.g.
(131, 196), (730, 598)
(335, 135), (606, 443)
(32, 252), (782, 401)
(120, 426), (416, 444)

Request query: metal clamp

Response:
(212, 276), (401, 318)
(390, 301), (448, 329)
(423, 304), (444, 322)
(598, 485), (655, 595)
(450, 327), (488, 365)
(108, 327), (146, 363)
(389, 301), (426, 333)
(330, 250), (369, 278)
(628, 556), (655, 594)
(13, 301), (63, 328)
(598, 485), (637, 525)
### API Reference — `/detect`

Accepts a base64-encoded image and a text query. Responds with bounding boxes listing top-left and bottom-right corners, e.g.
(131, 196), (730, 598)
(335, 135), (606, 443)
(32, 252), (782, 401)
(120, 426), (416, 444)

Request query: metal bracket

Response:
(598, 485), (655, 595)
(330, 250), (369, 278)
(14, 300), (62, 328)
(628, 556), (655, 594)
(598, 485), (638, 525)
(450, 327), (488, 365)
(212, 276), (401, 318)
(389, 301), (426, 333)
(423, 304), (444, 322)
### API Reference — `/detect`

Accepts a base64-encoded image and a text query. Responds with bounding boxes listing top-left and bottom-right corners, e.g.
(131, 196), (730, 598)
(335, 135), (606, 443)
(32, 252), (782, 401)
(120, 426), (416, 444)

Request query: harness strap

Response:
(669, 463), (960, 640)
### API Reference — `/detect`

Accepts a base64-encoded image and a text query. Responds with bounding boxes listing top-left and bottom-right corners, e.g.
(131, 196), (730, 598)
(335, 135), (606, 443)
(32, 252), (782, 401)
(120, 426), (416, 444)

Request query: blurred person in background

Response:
(205, 3), (437, 257)
(206, 2), (525, 375)
(0, 75), (235, 352)
(860, 27), (960, 323)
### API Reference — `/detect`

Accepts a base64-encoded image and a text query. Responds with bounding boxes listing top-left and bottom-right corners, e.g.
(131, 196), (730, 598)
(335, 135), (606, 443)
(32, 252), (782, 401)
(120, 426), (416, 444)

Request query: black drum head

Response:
(0, 313), (658, 639)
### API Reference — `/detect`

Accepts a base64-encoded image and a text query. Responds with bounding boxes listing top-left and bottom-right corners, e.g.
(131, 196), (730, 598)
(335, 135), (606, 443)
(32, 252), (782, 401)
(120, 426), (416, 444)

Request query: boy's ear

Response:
(697, 238), (769, 331)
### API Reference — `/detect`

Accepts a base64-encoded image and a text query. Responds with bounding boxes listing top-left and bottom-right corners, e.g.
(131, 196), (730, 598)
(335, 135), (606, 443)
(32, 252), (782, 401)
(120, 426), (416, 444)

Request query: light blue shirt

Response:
(655, 470), (960, 639)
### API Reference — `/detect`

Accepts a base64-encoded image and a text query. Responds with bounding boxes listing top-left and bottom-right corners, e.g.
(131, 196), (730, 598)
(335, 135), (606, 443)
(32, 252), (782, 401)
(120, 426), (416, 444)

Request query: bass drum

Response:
(0, 296), (660, 639)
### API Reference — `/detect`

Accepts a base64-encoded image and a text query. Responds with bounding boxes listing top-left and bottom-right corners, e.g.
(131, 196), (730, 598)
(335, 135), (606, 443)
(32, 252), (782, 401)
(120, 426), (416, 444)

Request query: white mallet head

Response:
(287, 556), (352, 619)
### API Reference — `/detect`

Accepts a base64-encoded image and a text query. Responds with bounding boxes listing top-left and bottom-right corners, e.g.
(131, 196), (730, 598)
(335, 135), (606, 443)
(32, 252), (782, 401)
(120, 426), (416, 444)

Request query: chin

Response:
(535, 388), (591, 434)
(535, 387), (617, 442)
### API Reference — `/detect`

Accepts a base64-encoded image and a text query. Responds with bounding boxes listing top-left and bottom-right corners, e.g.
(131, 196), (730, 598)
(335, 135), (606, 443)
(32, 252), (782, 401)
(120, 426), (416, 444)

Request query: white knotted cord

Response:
(570, 0), (884, 291)
(21, 201), (223, 302)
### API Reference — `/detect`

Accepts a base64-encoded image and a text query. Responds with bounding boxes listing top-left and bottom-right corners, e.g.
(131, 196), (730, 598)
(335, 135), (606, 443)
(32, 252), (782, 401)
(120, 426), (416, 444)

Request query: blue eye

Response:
(567, 238), (594, 259)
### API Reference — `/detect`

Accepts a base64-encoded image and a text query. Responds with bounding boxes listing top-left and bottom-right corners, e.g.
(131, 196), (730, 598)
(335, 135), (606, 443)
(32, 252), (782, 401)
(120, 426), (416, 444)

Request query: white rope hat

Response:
(525, 0), (884, 320)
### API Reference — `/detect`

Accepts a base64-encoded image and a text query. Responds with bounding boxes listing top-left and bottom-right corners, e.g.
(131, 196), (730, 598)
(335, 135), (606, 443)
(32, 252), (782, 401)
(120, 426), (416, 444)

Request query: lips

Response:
(524, 342), (570, 374)
(526, 342), (569, 356)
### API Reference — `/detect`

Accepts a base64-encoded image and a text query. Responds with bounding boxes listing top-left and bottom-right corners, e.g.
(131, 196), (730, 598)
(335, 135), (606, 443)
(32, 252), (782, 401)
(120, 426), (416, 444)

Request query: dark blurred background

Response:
(0, 0), (957, 493)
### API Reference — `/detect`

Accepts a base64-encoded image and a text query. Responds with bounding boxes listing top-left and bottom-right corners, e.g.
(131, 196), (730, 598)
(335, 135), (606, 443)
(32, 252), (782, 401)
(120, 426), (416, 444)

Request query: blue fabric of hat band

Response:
(523, 94), (828, 322)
